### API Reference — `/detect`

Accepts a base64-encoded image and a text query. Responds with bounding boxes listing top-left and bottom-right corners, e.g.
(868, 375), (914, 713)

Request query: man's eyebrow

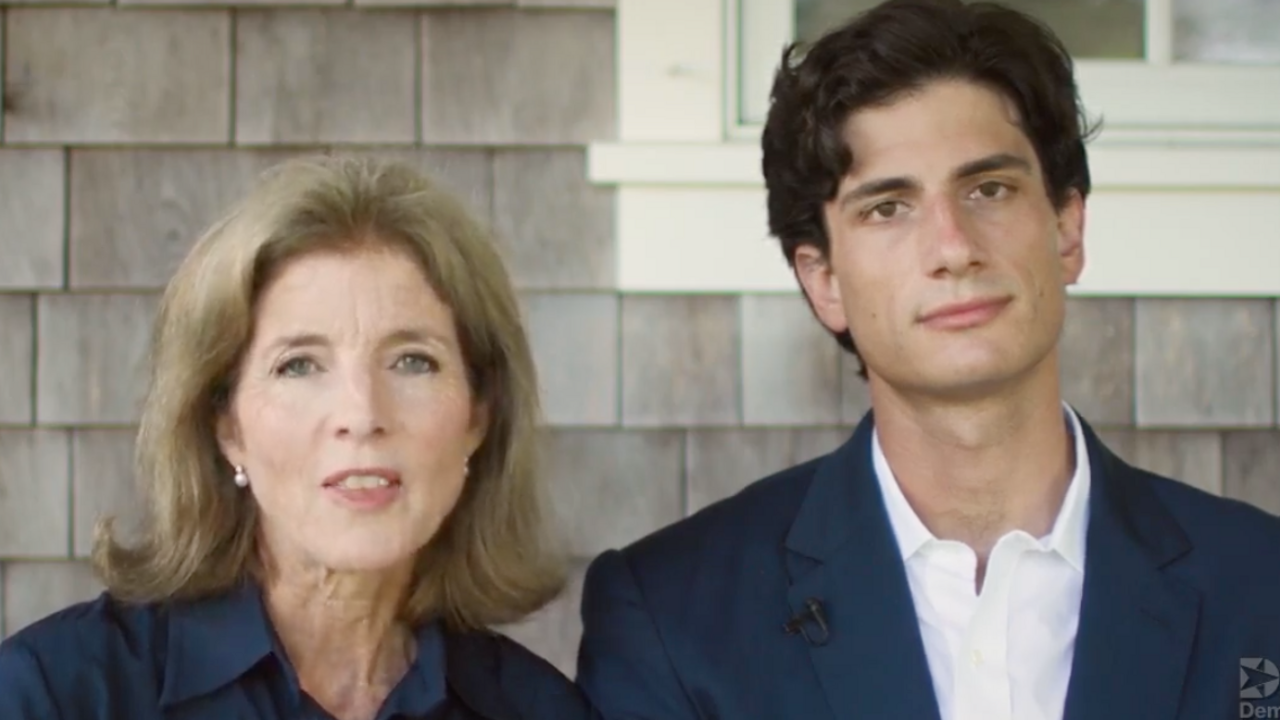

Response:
(836, 152), (1034, 212)
(838, 176), (920, 212)
(953, 152), (1033, 179)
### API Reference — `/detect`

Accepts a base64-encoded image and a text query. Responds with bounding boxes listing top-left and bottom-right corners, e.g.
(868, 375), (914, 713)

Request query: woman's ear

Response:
(216, 410), (245, 468)
(464, 398), (490, 458)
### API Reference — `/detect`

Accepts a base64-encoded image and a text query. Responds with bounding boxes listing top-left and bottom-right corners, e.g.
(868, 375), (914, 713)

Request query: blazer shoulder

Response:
(1129, 463), (1280, 592)
(617, 453), (827, 571)
(1139, 464), (1280, 540)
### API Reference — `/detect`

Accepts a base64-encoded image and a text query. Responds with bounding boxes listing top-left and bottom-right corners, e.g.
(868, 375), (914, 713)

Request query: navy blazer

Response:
(577, 411), (1280, 720)
(0, 579), (593, 720)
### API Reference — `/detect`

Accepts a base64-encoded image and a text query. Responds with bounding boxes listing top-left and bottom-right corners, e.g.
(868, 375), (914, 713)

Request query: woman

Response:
(0, 155), (594, 720)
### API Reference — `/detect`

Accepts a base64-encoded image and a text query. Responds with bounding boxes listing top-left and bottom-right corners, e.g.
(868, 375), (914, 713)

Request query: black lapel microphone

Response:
(783, 597), (830, 646)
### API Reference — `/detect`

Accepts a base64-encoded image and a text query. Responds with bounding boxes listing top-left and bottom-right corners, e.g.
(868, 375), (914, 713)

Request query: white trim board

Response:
(616, 0), (724, 142)
(589, 143), (1280, 189)
(609, 184), (1280, 296)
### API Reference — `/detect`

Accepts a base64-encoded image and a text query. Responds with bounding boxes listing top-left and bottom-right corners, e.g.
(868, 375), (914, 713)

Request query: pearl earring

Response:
(233, 465), (249, 488)
(463, 458), (470, 477)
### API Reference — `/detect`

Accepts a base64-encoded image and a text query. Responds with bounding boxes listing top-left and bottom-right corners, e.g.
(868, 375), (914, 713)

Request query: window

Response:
(731, 0), (1280, 142)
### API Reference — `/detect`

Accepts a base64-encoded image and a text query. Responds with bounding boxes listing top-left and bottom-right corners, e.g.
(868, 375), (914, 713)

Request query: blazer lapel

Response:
(783, 413), (942, 720)
(1062, 422), (1200, 720)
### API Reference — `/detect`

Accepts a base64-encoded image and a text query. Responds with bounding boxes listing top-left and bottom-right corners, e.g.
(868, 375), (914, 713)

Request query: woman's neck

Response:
(260, 554), (417, 719)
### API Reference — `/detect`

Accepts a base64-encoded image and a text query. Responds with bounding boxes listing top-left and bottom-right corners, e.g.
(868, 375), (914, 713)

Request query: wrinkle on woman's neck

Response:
(259, 545), (417, 691)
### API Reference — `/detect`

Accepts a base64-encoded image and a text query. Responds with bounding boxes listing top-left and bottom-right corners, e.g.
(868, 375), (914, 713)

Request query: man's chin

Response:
(877, 359), (1028, 403)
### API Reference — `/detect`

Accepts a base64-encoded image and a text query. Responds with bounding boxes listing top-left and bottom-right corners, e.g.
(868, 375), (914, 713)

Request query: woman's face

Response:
(217, 244), (486, 574)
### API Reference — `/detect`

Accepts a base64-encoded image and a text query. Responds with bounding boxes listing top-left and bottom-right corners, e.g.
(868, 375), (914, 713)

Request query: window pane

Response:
(795, 0), (1145, 59)
(1174, 0), (1280, 64)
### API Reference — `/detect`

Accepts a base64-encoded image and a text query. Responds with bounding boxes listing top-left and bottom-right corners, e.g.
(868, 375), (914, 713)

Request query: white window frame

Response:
(591, 0), (1280, 296)
(728, 0), (1280, 143)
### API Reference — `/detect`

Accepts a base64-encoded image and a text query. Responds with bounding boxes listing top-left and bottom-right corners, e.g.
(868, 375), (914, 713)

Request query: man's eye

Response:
(868, 201), (904, 220)
(975, 181), (1009, 199)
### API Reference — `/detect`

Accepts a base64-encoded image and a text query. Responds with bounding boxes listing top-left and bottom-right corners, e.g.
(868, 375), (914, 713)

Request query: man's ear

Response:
(1057, 190), (1086, 285)
(793, 244), (850, 334)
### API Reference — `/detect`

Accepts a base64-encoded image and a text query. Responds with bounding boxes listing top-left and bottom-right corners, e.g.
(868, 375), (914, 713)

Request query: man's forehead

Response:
(842, 80), (1025, 138)
(839, 96), (1036, 181)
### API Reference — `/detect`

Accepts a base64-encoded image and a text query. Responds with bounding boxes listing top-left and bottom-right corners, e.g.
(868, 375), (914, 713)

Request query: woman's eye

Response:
(275, 357), (318, 377)
(394, 353), (437, 374)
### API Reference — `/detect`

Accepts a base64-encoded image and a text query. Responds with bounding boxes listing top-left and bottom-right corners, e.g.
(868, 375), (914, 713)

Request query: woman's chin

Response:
(303, 537), (423, 574)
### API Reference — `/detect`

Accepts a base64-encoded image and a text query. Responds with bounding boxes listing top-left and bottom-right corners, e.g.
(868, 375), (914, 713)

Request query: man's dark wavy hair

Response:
(761, 0), (1099, 376)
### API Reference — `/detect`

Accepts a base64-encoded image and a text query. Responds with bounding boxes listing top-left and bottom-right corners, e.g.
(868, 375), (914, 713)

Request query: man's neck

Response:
(869, 368), (1078, 571)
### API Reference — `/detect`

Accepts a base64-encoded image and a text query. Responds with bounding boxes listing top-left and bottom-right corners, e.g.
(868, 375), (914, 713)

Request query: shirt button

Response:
(971, 649), (984, 667)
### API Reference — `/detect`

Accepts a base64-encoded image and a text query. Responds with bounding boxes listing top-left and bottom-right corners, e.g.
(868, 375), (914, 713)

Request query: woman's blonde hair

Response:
(92, 153), (565, 630)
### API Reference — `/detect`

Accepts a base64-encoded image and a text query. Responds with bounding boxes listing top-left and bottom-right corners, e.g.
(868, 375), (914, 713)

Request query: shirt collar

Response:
(160, 578), (448, 714)
(159, 578), (274, 707)
(377, 616), (448, 718)
(872, 401), (1091, 572)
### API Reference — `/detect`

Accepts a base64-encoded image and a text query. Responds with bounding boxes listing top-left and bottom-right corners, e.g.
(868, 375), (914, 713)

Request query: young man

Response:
(575, 1), (1280, 719)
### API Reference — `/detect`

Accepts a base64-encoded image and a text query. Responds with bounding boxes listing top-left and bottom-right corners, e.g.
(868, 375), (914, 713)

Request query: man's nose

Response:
(925, 196), (983, 276)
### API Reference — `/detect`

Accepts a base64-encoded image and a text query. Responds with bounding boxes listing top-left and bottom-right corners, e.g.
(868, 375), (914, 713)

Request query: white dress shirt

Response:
(872, 404), (1090, 720)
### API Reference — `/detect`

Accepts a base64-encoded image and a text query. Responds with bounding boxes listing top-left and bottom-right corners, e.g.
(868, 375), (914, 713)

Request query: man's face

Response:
(797, 79), (1085, 401)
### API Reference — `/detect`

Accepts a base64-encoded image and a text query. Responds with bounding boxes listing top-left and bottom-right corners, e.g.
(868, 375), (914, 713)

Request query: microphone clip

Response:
(783, 597), (830, 646)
